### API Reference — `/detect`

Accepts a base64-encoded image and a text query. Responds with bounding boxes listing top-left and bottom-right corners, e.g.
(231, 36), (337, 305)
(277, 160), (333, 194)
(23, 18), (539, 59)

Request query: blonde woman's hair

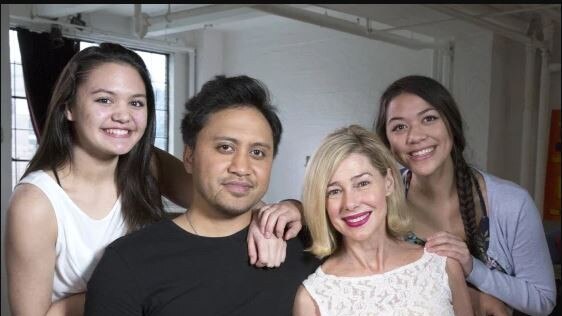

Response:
(302, 125), (411, 258)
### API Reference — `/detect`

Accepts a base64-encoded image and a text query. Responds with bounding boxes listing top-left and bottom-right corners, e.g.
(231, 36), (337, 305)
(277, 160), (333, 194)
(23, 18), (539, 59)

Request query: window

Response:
(10, 30), (170, 187)
(10, 30), (35, 188)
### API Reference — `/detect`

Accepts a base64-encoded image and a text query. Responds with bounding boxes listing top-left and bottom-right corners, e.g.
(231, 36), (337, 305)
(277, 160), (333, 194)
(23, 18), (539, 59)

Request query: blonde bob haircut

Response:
(302, 125), (411, 259)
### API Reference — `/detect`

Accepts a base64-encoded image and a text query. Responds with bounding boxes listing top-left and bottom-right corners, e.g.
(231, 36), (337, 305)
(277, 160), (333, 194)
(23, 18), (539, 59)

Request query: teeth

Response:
(105, 129), (128, 136)
(346, 213), (369, 223)
(411, 147), (433, 157)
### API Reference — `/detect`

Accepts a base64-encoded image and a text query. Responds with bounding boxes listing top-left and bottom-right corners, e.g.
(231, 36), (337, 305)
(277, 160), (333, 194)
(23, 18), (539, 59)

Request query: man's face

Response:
(184, 106), (275, 218)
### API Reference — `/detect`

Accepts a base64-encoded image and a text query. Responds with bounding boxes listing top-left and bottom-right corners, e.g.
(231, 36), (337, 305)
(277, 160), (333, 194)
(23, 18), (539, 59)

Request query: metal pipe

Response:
(9, 14), (194, 53)
(426, 4), (545, 49)
(533, 47), (551, 215)
(252, 4), (442, 50)
(482, 4), (560, 18)
(149, 4), (255, 24)
(519, 45), (537, 195)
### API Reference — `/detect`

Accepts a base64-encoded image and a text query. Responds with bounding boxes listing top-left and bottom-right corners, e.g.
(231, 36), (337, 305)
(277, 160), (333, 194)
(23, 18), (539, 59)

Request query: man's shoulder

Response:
(285, 229), (320, 270)
(106, 218), (178, 255)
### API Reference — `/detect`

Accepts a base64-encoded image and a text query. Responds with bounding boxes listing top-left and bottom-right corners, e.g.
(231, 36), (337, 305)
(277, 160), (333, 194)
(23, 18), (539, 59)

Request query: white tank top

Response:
(302, 250), (454, 316)
(19, 170), (127, 301)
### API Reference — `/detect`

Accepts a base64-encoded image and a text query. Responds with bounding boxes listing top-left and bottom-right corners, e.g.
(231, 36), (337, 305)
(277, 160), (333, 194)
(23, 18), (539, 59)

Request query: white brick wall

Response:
(221, 16), (434, 202)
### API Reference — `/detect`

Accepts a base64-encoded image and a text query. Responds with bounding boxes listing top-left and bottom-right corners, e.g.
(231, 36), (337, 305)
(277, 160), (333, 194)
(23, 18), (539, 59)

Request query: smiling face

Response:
(65, 62), (148, 160)
(185, 106), (274, 218)
(385, 92), (453, 177)
(325, 153), (394, 242)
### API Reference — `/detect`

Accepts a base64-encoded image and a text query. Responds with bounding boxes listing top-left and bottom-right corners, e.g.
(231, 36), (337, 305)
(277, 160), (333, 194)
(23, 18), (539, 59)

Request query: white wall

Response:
(220, 15), (434, 202)
(451, 30), (494, 171)
(488, 35), (528, 185)
(2, 5), (12, 315)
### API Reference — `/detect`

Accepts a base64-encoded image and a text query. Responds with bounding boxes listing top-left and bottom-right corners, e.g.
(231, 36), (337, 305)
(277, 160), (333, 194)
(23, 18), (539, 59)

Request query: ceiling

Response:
(13, 4), (562, 52)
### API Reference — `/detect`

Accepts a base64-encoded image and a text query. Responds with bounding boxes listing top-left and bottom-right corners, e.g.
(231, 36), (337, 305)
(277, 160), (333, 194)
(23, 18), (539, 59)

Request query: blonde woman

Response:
(293, 125), (472, 316)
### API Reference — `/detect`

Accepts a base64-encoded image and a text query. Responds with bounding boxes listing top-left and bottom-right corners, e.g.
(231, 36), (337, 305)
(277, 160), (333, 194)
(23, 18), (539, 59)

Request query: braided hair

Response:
(375, 75), (482, 258)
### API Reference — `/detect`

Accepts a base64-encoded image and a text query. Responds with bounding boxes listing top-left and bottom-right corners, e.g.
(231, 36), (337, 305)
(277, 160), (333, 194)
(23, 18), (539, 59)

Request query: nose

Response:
(228, 151), (251, 176)
(342, 190), (359, 212)
(111, 102), (131, 123)
(406, 123), (427, 144)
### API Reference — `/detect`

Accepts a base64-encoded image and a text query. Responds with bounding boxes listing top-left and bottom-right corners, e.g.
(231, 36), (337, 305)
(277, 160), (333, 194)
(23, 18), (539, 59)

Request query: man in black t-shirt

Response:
(85, 75), (319, 315)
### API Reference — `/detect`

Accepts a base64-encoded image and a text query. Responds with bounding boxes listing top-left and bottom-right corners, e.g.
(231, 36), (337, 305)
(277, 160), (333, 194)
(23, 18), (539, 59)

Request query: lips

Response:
(342, 211), (372, 228)
(223, 180), (254, 196)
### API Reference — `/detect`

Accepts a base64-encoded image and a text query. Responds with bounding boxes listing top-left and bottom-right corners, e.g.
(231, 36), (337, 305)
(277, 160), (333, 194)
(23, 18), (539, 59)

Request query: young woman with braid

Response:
(375, 75), (556, 316)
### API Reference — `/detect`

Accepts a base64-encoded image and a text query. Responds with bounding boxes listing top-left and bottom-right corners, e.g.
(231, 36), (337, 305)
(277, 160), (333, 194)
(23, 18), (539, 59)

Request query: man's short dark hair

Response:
(181, 75), (283, 156)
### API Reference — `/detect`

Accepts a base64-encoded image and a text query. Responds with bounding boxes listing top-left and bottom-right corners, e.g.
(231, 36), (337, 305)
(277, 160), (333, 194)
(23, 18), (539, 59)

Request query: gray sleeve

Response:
(466, 192), (556, 315)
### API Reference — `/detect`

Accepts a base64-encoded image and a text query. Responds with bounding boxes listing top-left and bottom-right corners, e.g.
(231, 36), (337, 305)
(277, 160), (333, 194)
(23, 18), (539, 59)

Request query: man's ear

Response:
(183, 145), (194, 174)
(64, 103), (74, 121)
(385, 168), (395, 196)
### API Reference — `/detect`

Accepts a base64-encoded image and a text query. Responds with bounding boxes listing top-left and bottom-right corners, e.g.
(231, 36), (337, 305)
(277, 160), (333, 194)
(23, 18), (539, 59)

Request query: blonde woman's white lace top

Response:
(302, 250), (454, 316)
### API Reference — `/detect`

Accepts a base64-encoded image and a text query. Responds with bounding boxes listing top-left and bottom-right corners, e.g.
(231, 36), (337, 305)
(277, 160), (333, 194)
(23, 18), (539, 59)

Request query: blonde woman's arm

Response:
(293, 285), (321, 316)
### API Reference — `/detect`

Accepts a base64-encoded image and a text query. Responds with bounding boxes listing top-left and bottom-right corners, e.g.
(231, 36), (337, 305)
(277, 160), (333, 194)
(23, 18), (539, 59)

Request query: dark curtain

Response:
(17, 27), (79, 140)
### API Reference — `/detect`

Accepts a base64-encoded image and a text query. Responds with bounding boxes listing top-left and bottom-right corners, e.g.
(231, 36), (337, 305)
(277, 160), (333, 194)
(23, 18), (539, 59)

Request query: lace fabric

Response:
(302, 251), (454, 316)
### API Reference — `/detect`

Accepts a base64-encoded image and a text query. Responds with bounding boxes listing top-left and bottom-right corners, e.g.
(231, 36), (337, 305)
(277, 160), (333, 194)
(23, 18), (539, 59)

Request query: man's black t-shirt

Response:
(85, 218), (319, 315)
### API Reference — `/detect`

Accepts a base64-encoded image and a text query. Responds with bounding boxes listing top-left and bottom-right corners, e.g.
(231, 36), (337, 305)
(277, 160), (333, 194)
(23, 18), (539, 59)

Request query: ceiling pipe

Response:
(145, 4), (260, 37)
(483, 4), (560, 17)
(252, 4), (441, 50)
(10, 14), (193, 53)
(426, 4), (545, 49)
(149, 4), (255, 24)
(33, 4), (106, 18)
(445, 4), (528, 33)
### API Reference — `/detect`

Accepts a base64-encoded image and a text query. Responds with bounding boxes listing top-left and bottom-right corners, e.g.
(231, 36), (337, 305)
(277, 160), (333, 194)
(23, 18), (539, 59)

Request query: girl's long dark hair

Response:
(23, 43), (164, 231)
(375, 75), (479, 257)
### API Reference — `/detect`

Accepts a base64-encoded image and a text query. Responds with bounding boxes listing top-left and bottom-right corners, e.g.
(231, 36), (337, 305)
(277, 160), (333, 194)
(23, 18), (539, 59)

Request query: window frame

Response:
(10, 30), (171, 187)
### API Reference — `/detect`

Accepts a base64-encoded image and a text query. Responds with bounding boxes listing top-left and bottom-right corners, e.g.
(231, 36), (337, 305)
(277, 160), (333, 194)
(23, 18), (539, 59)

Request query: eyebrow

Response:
(387, 107), (436, 124)
(214, 136), (272, 150)
(327, 172), (372, 187)
(90, 89), (146, 99)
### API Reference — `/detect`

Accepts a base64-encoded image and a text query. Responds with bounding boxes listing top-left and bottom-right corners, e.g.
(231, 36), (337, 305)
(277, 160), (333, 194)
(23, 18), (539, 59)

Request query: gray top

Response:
(467, 171), (556, 315)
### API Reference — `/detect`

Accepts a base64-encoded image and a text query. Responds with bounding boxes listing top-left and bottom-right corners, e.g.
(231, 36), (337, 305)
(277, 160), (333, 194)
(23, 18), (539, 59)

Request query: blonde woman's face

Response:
(325, 153), (394, 242)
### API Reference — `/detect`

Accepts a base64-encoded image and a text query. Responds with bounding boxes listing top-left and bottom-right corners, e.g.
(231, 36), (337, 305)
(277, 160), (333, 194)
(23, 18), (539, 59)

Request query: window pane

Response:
(13, 63), (26, 97)
(14, 98), (33, 130)
(13, 129), (38, 160)
(13, 161), (30, 187)
(154, 82), (167, 110)
(148, 56), (167, 83)
(9, 30), (21, 64)
(155, 137), (167, 151)
(155, 110), (168, 138)
(80, 41), (98, 50)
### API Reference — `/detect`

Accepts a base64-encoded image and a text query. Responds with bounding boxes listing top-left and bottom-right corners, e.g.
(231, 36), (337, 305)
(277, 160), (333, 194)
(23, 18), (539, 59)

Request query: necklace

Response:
(185, 210), (198, 235)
